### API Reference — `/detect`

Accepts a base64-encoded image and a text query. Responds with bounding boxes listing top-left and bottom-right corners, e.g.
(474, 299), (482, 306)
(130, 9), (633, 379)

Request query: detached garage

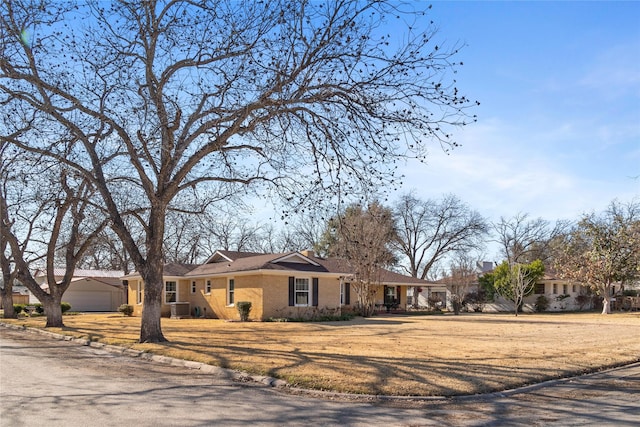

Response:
(33, 269), (125, 312)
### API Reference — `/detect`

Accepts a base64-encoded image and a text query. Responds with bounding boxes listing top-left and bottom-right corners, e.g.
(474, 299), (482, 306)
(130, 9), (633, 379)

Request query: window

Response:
(534, 283), (545, 294)
(295, 278), (309, 306)
(572, 284), (577, 293)
(165, 281), (177, 303)
(384, 286), (396, 305)
(227, 279), (235, 305)
(136, 281), (143, 304)
(562, 284), (568, 295)
(191, 281), (196, 294)
(340, 282), (351, 305)
(205, 280), (211, 294)
(288, 277), (318, 307)
(552, 283), (557, 294)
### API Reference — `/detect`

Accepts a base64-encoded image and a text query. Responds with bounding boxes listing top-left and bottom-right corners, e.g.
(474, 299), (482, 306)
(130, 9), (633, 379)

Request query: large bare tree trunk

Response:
(1, 201), (17, 319)
(1, 292), (16, 318)
(138, 238), (167, 343)
(140, 289), (165, 343)
(43, 295), (64, 328)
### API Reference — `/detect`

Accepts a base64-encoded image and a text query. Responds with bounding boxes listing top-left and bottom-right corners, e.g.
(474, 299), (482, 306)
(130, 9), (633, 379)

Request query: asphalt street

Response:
(1, 325), (638, 426)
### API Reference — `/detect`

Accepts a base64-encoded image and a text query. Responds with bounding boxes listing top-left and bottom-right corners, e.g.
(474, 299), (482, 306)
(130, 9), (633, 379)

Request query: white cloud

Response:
(398, 113), (639, 227)
(578, 41), (640, 98)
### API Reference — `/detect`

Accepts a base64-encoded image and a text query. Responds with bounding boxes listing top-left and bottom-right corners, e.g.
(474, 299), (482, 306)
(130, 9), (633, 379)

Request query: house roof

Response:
(163, 263), (200, 276)
(35, 268), (125, 279)
(123, 251), (433, 286)
(186, 252), (326, 276)
(311, 256), (436, 285)
(185, 251), (432, 285)
(204, 250), (265, 264)
(39, 276), (125, 290)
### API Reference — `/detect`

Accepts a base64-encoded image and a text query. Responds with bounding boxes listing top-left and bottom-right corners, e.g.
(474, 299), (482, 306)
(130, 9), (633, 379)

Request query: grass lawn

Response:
(3, 312), (639, 396)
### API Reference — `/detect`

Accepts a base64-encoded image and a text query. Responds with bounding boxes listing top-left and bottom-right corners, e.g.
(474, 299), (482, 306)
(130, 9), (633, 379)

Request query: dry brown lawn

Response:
(3, 312), (639, 396)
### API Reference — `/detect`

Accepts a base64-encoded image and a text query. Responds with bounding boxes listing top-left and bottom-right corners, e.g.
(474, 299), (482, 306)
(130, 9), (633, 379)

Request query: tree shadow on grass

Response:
(153, 336), (627, 397)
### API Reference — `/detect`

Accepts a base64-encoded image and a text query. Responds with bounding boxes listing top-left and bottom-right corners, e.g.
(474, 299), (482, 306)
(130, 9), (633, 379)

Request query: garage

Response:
(33, 269), (125, 312)
(62, 290), (114, 312)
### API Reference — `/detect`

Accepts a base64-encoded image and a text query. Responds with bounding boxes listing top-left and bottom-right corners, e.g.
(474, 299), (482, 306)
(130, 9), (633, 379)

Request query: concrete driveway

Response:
(1, 326), (638, 426)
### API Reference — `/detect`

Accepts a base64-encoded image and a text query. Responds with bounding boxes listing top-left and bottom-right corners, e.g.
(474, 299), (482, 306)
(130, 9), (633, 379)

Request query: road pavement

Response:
(1, 325), (638, 426)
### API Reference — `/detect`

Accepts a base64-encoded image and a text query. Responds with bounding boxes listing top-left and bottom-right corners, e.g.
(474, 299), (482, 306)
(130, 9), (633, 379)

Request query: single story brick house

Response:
(122, 250), (430, 320)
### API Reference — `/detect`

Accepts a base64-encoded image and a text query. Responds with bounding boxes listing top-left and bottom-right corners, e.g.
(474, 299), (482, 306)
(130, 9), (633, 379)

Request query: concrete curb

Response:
(0, 322), (285, 388)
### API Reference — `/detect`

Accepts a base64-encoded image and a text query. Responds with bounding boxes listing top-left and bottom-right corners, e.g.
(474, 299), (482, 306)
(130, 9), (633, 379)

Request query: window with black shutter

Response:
(289, 276), (313, 306)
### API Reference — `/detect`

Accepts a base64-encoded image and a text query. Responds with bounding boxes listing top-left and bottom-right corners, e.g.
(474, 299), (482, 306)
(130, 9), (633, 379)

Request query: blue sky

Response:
(398, 1), (640, 228)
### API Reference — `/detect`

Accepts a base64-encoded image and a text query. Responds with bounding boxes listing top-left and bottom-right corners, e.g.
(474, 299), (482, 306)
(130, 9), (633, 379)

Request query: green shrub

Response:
(118, 304), (134, 317)
(623, 289), (638, 297)
(236, 301), (252, 322)
(534, 295), (549, 312)
(61, 302), (72, 314)
(19, 302), (73, 315)
(464, 290), (487, 312)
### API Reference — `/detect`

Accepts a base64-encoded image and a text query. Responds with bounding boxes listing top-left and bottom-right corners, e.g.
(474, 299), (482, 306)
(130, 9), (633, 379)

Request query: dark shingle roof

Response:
(187, 251), (432, 285)
(126, 251), (433, 286)
(163, 263), (200, 276)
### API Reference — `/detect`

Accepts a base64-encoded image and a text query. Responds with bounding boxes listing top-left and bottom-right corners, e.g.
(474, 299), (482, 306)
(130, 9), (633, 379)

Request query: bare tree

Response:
(77, 228), (135, 274)
(394, 193), (488, 307)
(206, 216), (263, 253)
(442, 254), (479, 315)
(257, 213), (326, 254)
(1, 160), (106, 327)
(494, 213), (568, 265)
(555, 200), (640, 314)
(1, 1), (476, 342)
(258, 223), (309, 254)
(0, 143), (20, 317)
(320, 202), (396, 316)
(162, 211), (206, 264)
(0, 229), (17, 318)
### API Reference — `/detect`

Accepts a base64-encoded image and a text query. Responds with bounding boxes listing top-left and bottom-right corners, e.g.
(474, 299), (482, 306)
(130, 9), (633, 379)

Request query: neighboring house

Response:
(481, 274), (585, 313)
(33, 269), (126, 312)
(123, 250), (430, 320)
(408, 262), (495, 311)
(529, 275), (584, 311)
(0, 284), (30, 307)
(406, 283), (450, 310)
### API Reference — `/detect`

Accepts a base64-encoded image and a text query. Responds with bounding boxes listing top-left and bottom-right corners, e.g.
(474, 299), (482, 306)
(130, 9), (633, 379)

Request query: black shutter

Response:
(288, 277), (295, 306)
(312, 278), (319, 307)
(345, 283), (350, 305)
(383, 285), (388, 304)
(122, 280), (129, 304)
(396, 286), (401, 305)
